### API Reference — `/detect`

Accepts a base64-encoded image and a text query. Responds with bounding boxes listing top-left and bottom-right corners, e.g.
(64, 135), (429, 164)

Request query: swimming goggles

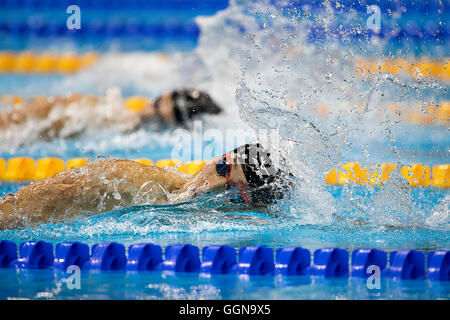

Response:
(216, 152), (252, 204)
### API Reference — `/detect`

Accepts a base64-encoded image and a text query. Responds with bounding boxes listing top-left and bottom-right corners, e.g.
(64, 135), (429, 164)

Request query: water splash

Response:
(196, 0), (449, 228)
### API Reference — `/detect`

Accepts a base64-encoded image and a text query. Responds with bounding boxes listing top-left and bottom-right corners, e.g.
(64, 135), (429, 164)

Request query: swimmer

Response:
(0, 144), (291, 230)
(0, 89), (222, 140)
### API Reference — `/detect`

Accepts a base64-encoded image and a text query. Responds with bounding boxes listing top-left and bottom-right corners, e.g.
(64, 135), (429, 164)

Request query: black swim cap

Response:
(171, 89), (222, 124)
(231, 143), (288, 204)
(232, 143), (276, 187)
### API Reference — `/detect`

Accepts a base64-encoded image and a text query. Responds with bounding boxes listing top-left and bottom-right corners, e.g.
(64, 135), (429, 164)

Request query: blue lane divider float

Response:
(162, 244), (201, 273)
(201, 245), (236, 274)
(386, 250), (425, 280)
(0, 0), (229, 10)
(127, 243), (163, 272)
(88, 242), (127, 271)
(0, 240), (448, 281)
(54, 241), (90, 270)
(272, 0), (447, 12)
(351, 248), (387, 278)
(237, 246), (274, 275)
(0, 21), (201, 39)
(0, 0), (444, 13)
(17, 240), (54, 269)
(309, 248), (349, 277)
(275, 247), (310, 276)
(1, 21), (447, 42)
(428, 251), (450, 282)
(0, 240), (17, 268)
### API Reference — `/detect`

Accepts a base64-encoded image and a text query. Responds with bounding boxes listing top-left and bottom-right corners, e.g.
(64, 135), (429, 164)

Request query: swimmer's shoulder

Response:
(66, 158), (186, 188)
(86, 158), (168, 178)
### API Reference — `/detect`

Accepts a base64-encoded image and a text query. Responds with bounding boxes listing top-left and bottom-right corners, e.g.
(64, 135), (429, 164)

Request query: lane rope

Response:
(0, 156), (447, 187)
(0, 157), (206, 181)
(355, 57), (450, 82)
(0, 51), (98, 74)
(0, 240), (448, 281)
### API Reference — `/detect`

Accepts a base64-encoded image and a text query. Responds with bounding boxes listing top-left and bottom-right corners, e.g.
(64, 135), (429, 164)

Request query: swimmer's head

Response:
(155, 89), (222, 124)
(216, 143), (289, 204)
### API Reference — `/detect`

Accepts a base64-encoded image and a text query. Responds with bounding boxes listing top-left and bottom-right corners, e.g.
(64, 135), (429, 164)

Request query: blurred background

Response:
(0, 0), (448, 250)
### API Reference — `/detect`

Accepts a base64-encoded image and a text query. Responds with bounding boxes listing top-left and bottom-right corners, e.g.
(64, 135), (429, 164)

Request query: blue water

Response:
(0, 0), (449, 299)
(0, 267), (448, 300)
(0, 179), (448, 299)
(1, 182), (448, 249)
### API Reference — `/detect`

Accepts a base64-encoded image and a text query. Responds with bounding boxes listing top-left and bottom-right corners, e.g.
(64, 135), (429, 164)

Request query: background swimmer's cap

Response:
(171, 89), (222, 124)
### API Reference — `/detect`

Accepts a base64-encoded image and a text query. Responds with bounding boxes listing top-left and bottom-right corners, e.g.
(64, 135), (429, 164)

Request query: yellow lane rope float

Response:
(313, 102), (449, 126)
(0, 51), (98, 74)
(388, 103), (449, 126)
(1, 94), (149, 113)
(325, 163), (449, 188)
(1, 52), (447, 81)
(82, 94), (450, 126)
(355, 57), (450, 82)
(124, 96), (149, 112)
(3, 93), (448, 127)
(0, 157), (447, 187)
(0, 157), (207, 182)
(0, 95), (23, 105)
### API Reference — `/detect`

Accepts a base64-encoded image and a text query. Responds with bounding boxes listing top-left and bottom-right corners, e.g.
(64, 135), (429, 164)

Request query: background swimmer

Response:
(0, 89), (222, 141)
(0, 144), (290, 230)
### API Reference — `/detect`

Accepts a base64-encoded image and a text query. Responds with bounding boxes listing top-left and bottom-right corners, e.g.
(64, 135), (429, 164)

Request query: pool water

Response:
(0, 180), (448, 299)
(0, 267), (448, 300)
(0, 0), (449, 299)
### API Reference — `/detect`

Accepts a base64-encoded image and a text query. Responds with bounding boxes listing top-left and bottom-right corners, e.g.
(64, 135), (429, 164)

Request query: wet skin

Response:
(0, 91), (193, 140)
(0, 152), (248, 230)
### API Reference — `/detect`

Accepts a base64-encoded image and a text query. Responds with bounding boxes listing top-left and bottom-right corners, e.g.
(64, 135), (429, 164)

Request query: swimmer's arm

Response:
(0, 94), (99, 130)
(0, 159), (188, 230)
(0, 181), (80, 230)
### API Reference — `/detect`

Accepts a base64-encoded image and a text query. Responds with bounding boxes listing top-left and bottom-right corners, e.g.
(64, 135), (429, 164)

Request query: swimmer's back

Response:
(0, 159), (187, 229)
